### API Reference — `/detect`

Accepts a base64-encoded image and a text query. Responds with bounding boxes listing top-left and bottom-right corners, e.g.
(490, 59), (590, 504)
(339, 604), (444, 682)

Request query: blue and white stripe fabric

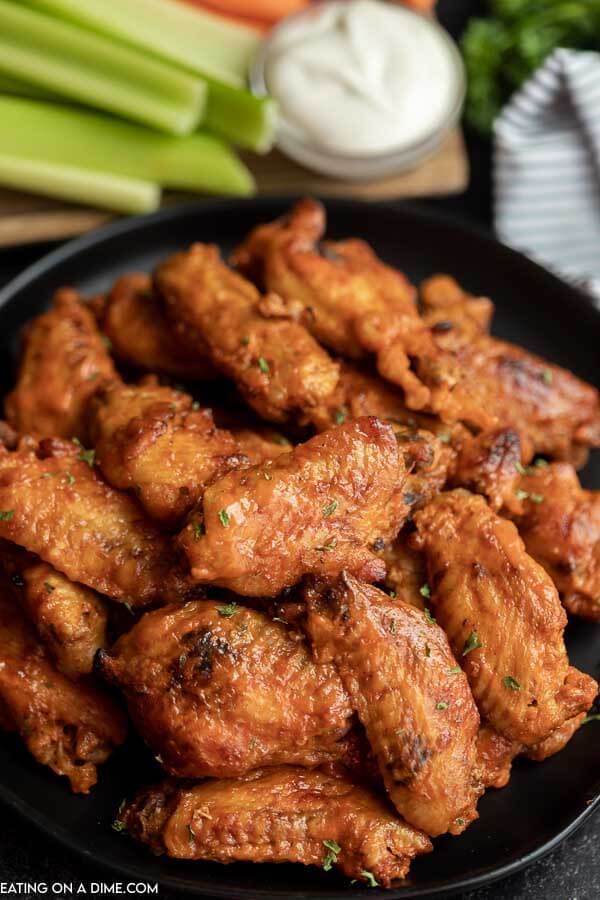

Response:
(494, 48), (600, 304)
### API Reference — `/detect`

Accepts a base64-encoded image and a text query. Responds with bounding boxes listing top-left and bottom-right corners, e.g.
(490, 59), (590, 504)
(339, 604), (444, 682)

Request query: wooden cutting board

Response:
(0, 129), (467, 248)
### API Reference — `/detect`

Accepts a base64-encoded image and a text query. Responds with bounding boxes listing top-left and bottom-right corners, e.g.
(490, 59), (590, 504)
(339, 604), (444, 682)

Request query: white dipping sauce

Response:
(266, 0), (461, 157)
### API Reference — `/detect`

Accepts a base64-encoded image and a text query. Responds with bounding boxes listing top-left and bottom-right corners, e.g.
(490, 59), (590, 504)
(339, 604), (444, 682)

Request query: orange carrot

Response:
(191, 1), (271, 30)
(190, 0), (310, 24)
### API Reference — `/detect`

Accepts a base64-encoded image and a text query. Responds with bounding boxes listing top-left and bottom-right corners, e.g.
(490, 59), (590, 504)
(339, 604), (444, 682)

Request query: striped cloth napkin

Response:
(494, 48), (600, 304)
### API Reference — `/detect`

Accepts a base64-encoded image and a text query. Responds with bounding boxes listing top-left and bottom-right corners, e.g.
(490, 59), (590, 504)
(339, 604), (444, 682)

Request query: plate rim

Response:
(0, 195), (599, 899)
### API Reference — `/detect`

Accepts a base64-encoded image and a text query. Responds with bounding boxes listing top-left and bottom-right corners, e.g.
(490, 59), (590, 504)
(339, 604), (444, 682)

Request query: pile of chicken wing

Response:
(1, 199), (599, 888)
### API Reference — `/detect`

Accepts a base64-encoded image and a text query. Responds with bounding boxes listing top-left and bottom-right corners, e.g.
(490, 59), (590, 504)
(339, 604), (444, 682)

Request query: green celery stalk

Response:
(24, 0), (260, 88)
(205, 80), (277, 154)
(0, 72), (56, 100)
(0, 95), (255, 197)
(0, 154), (160, 214)
(0, 0), (206, 135)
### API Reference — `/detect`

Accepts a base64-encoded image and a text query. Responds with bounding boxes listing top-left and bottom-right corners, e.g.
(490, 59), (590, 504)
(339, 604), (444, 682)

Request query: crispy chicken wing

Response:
(0, 443), (187, 607)
(5, 288), (116, 441)
(305, 574), (481, 837)
(99, 273), (215, 380)
(413, 491), (598, 745)
(89, 380), (245, 528)
(155, 243), (340, 425)
(98, 600), (353, 778)
(420, 275), (494, 339)
(20, 561), (108, 680)
(119, 767), (431, 885)
(232, 198), (418, 359)
(178, 417), (408, 597)
(0, 576), (126, 792)
(512, 462), (600, 621)
(450, 428), (527, 512)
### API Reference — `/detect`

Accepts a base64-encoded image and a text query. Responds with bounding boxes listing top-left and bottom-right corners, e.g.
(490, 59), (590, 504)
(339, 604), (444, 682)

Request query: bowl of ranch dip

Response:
(250, 0), (466, 179)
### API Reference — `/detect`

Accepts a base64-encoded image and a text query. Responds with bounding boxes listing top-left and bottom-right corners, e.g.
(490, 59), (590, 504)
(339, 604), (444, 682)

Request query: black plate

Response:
(0, 198), (598, 899)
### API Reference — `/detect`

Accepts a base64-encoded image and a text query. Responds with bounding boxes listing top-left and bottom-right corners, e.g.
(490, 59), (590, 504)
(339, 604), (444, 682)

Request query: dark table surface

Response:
(0, 1), (598, 897)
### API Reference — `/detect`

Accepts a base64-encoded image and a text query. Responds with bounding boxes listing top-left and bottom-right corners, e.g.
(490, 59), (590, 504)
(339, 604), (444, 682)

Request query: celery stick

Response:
(0, 72), (56, 101)
(25, 0), (260, 88)
(0, 1), (206, 135)
(0, 154), (160, 214)
(0, 96), (255, 197)
(205, 80), (277, 154)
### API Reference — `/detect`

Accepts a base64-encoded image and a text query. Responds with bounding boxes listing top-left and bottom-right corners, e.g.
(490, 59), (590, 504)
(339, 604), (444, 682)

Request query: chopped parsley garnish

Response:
(448, 666), (462, 675)
(187, 824), (195, 843)
(192, 521), (205, 540)
(263, 472), (273, 481)
(218, 509), (230, 528)
(191, 401), (200, 411)
(178, 654), (187, 668)
(360, 871), (379, 888)
(462, 631), (482, 656)
(217, 602), (237, 618)
(455, 817), (465, 827)
(436, 701), (449, 710)
(583, 714), (600, 725)
(274, 435), (291, 446)
(41, 472), (53, 479)
(65, 471), (75, 485)
(323, 500), (338, 517)
(389, 590), (397, 599)
(503, 676), (521, 691)
(0, 510), (14, 521)
(535, 458), (549, 469)
(388, 617), (397, 634)
(423, 607), (436, 625)
(101, 335), (112, 350)
(438, 433), (451, 443)
(424, 643), (431, 657)
(515, 461), (527, 475)
(44, 582), (55, 593)
(241, 336), (250, 346)
(334, 409), (347, 425)
(541, 369), (553, 385)
(530, 493), (545, 504)
(123, 602), (134, 616)
(322, 839), (341, 871)
(515, 489), (529, 501)
(420, 583), (431, 599)
(72, 438), (96, 467)
(316, 539), (337, 552)
(258, 357), (270, 374)
(111, 819), (127, 834)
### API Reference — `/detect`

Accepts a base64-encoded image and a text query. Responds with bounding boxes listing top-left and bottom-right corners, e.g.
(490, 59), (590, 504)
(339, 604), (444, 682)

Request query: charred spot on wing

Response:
(180, 629), (231, 679)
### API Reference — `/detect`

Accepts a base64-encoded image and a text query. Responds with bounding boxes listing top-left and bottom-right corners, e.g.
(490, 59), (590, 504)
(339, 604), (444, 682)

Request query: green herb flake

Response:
(258, 356), (270, 374)
(455, 817), (465, 827)
(515, 461), (527, 475)
(101, 335), (112, 351)
(541, 369), (553, 385)
(123, 602), (134, 616)
(448, 666), (462, 675)
(65, 471), (75, 485)
(503, 676), (521, 691)
(438, 433), (451, 444)
(322, 839), (341, 872)
(360, 871), (380, 888)
(316, 539), (337, 552)
(424, 643), (431, 658)
(420, 583), (431, 599)
(515, 489), (529, 501)
(388, 617), (397, 634)
(44, 582), (55, 594)
(535, 459), (549, 469)
(78, 447), (96, 468)
(111, 819), (127, 834)
(41, 472), (53, 479)
(241, 336), (250, 346)
(218, 509), (230, 528)
(0, 510), (14, 521)
(323, 500), (338, 517)
(191, 401), (200, 411)
(530, 493), (545, 504)
(187, 823), (195, 844)
(217, 602), (237, 618)
(423, 607), (436, 625)
(462, 631), (482, 656)
(583, 714), (600, 725)
(436, 701), (449, 710)
(274, 435), (291, 446)
(192, 521), (205, 540)
(334, 409), (347, 425)
(178, 654), (187, 668)
(263, 472), (273, 481)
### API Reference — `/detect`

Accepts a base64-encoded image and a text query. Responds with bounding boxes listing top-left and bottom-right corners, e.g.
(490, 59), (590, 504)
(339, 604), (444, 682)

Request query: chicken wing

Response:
(119, 767), (431, 886)
(89, 380), (246, 528)
(178, 417), (408, 597)
(0, 576), (126, 792)
(511, 462), (600, 621)
(155, 243), (340, 425)
(419, 275), (494, 339)
(99, 273), (215, 380)
(413, 491), (597, 745)
(5, 288), (116, 441)
(232, 198), (418, 359)
(449, 427), (527, 512)
(305, 574), (481, 837)
(0, 443), (188, 607)
(380, 535), (428, 609)
(98, 600), (353, 778)
(17, 561), (109, 680)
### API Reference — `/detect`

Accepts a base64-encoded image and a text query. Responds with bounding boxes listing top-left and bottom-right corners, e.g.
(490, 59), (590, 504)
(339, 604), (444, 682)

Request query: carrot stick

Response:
(188, 0), (310, 23)
(185, 1), (271, 30)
